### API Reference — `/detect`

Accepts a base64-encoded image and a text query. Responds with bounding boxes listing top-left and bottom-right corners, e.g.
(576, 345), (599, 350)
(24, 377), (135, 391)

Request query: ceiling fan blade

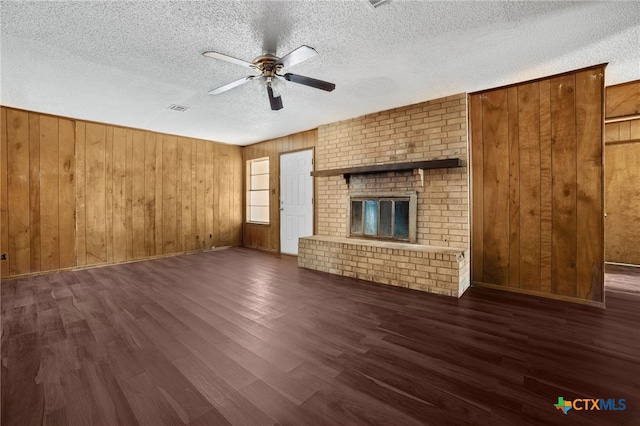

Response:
(275, 45), (318, 69)
(283, 73), (335, 92)
(267, 84), (283, 110)
(202, 51), (256, 68)
(208, 76), (255, 95)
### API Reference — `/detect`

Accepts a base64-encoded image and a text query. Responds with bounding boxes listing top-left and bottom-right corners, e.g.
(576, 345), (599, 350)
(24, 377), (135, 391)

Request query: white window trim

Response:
(246, 157), (270, 224)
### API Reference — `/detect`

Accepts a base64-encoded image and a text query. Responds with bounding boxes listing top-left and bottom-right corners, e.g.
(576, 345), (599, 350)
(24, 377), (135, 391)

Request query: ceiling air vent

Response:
(366, 0), (391, 8)
(167, 104), (190, 112)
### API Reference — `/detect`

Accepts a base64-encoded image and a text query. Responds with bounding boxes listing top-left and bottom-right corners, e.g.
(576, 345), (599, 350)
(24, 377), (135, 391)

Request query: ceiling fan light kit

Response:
(203, 45), (335, 111)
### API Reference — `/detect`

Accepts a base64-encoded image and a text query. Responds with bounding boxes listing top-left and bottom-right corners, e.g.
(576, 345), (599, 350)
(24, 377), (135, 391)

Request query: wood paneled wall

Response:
(605, 119), (640, 142)
(605, 138), (640, 265)
(606, 80), (640, 119)
(604, 80), (640, 265)
(0, 108), (75, 277)
(75, 122), (242, 267)
(469, 65), (605, 305)
(242, 130), (316, 252)
(1, 106), (242, 278)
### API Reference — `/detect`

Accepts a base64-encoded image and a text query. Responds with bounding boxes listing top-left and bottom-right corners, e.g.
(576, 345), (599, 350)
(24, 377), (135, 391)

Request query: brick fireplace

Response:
(298, 93), (471, 297)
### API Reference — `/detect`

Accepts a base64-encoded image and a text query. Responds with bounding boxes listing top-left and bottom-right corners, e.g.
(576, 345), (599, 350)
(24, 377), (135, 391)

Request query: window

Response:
(349, 194), (416, 242)
(247, 157), (269, 223)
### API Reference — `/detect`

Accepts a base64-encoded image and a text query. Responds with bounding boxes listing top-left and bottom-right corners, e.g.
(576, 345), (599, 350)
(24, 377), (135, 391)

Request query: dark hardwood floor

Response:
(2, 248), (639, 426)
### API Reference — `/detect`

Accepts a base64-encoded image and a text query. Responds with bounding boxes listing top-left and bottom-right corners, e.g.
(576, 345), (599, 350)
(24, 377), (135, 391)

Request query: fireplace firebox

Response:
(347, 192), (417, 243)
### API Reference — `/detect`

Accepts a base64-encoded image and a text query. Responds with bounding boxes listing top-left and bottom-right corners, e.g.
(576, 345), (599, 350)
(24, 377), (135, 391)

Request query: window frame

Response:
(246, 157), (270, 224)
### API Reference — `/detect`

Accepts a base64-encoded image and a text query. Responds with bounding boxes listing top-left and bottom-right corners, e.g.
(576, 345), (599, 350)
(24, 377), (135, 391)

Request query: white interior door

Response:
(280, 149), (313, 255)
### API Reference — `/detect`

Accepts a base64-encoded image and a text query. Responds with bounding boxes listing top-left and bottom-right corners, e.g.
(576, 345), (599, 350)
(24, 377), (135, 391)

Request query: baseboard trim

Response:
(472, 281), (605, 308)
(0, 246), (236, 282)
(605, 261), (640, 268)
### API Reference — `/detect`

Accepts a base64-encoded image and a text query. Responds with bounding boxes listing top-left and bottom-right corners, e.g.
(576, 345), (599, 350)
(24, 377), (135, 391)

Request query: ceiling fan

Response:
(202, 45), (335, 111)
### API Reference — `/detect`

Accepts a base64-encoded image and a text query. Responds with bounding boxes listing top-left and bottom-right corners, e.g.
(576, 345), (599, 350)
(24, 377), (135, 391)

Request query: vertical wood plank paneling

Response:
(228, 143), (236, 247)
(211, 142), (220, 247)
(539, 80), (553, 294)
(237, 146), (244, 245)
(2, 109), (75, 274)
(75, 121), (87, 267)
(550, 74), (577, 297)
(231, 146), (243, 246)
(228, 145), (236, 247)
(273, 143), (282, 251)
(481, 89), (510, 285)
(191, 139), (198, 249)
(125, 128), (134, 260)
(105, 126), (114, 262)
(155, 135), (164, 255)
(29, 113), (41, 272)
(219, 144), (230, 244)
(0, 108), (7, 277)
(604, 123), (619, 143)
(175, 137), (183, 253)
(605, 80), (640, 119)
(469, 65), (604, 304)
(269, 143), (278, 251)
(228, 144), (237, 247)
(131, 130), (146, 259)
(1, 107), (242, 277)
(195, 140), (206, 249)
(85, 123), (107, 265)
(144, 132), (157, 256)
(40, 116), (61, 270)
(179, 137), (193, 252)
(631, 119), (640, 140)
(162, 135), (177, 254)
(575, 69), (604, 302)
(518, 82), (541, 291)
(205, 142), (214, 249)
(112, 127), (128, 262)
(605, 142), (640, 265)
(605, 109), (640, 265)
(618, 122), (631, 141)
(58, 118), (75, 269)
(6, 109), (31, 275)
(470, 94), (484, 283)
(507, 87), (520, 288)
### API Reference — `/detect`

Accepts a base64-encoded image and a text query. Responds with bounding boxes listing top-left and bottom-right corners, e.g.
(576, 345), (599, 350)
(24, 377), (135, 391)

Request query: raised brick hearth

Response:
(299, 236), (470, 297)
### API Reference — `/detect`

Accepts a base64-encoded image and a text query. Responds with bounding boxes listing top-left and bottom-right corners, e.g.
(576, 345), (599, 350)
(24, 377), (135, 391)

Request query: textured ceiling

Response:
(1, 1), (639, 145)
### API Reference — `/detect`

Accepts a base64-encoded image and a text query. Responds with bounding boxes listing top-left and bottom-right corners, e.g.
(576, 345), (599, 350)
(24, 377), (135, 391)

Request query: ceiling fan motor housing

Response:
(252, 54), (282, 77)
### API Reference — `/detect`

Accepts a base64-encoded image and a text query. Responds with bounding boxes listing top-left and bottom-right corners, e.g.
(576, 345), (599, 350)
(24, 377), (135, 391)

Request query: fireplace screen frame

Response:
(347, 191), (418, 243)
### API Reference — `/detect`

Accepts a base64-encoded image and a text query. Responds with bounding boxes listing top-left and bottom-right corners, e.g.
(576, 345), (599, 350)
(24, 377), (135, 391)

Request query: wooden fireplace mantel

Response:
(310, 158), (463, 184)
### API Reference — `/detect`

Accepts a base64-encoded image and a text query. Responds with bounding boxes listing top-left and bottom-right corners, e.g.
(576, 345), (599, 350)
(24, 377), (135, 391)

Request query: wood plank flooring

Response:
(2, 248), (639, 425)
